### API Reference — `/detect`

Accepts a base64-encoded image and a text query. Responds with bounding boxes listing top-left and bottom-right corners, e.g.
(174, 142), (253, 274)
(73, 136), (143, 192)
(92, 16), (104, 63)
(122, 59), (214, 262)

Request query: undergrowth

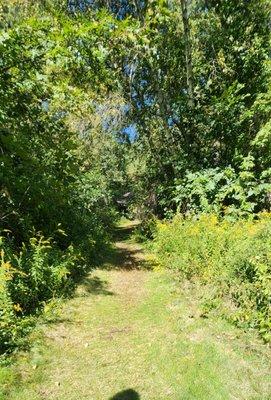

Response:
(154, 213), (271, 342)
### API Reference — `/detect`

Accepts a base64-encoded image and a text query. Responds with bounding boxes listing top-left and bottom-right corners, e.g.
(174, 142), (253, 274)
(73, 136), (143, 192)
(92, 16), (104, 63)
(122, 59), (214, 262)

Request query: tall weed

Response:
(154, 213), (271, 341)
(0, 235), (84, 354)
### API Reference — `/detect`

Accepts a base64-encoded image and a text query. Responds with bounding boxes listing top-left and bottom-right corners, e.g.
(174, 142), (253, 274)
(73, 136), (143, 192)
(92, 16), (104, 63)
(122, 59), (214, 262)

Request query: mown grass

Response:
(1, 221), (270, 400)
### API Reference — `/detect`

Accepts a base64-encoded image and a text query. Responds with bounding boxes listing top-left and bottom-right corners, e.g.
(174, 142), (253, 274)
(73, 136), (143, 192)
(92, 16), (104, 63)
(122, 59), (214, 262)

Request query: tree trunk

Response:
(180, 0), (194, 108)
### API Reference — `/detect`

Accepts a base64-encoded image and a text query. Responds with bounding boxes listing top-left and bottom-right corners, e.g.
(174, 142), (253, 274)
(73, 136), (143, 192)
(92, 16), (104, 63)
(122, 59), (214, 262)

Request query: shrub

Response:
(0, 235), (86, 354)
(174, 157), (271, 219)
(154, 213), (271, 341)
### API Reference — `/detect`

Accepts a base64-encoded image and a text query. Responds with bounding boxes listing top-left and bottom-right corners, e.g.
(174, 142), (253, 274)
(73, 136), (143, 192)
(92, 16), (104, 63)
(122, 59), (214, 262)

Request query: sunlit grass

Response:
(1, 222), (270, 400)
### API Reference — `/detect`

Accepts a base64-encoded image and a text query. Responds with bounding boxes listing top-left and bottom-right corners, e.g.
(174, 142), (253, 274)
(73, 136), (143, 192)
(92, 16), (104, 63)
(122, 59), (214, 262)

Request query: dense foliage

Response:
(174, 157), (271, 219)
(0, 0), (270, 352)
(114, 0), (271, 216)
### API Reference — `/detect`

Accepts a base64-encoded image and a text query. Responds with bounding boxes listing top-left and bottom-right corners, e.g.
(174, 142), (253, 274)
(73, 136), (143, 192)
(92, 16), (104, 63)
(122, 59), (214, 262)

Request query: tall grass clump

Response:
(154, 213), (271, 342)
(0, 233), (94, 354)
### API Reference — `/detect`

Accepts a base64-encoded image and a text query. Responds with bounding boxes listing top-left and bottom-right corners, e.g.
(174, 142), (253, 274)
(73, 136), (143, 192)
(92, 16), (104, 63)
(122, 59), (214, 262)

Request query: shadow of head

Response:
(109, 389), (140, 400)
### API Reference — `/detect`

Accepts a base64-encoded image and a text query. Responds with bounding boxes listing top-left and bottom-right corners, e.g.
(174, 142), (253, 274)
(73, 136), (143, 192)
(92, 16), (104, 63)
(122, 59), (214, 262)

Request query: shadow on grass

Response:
(109, 389), (140, 400)
(71, 221), (153, 300)
(0, 222), (146, 355)
(80, 275), (114, 296)
(101, 222), (156, 271)
(112, 223), (138, 241)
(101, 245), (155, 271)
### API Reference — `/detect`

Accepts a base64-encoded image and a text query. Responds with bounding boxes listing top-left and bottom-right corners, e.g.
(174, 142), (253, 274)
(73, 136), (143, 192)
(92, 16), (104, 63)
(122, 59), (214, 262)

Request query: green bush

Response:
(0, 235), (87, 354)
(174, 157), (271, 219)
(154, 213), (271, 341)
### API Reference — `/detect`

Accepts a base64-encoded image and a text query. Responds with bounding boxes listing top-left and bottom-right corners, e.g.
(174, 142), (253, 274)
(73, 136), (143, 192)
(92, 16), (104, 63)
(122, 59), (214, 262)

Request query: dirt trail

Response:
(5, 220), (271, 400)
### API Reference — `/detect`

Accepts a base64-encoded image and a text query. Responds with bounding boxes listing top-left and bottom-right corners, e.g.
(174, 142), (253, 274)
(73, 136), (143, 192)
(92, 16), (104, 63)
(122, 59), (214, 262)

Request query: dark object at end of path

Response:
(109, 389), (140, 400)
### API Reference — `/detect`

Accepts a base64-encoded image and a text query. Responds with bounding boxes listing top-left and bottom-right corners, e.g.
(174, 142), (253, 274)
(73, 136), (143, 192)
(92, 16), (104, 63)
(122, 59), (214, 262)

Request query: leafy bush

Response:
(154, 213), (271, 341)
(174, 156), (271, 219)
(0, 235), (87, 354)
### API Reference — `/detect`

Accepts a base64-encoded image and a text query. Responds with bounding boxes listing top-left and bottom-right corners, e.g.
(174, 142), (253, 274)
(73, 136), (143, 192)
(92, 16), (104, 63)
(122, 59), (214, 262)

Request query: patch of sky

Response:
(68, 0), (146, 20)
(41, 99), (49, 112)
(122, 124), (138, 142)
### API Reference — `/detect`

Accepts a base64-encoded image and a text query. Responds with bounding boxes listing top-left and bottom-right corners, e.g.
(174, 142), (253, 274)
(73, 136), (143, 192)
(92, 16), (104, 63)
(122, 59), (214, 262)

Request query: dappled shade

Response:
(79, 275), (114, 296)
(102, 222), (156, 271)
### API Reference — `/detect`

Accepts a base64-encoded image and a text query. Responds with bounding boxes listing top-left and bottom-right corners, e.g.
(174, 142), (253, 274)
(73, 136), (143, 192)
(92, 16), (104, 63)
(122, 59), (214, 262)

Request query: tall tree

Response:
(180, 0), (194, 108)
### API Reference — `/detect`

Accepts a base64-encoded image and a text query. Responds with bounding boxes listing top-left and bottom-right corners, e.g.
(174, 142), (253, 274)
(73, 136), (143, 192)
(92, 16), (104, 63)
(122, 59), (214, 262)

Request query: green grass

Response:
(1, 221), (270, 400)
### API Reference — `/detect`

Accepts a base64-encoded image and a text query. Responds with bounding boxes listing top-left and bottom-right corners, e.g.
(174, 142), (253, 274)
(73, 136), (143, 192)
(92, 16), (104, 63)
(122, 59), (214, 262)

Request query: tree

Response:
(180, 0), (194, 108)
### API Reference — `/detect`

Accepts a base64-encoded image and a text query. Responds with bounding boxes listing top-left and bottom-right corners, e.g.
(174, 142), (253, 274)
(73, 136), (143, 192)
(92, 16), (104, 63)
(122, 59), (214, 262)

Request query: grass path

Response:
(2, 221), (270, 400)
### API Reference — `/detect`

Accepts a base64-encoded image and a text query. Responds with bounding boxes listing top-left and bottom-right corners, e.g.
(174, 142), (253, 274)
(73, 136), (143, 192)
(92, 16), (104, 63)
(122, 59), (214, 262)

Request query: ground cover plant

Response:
(154, 213), (271, 342)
